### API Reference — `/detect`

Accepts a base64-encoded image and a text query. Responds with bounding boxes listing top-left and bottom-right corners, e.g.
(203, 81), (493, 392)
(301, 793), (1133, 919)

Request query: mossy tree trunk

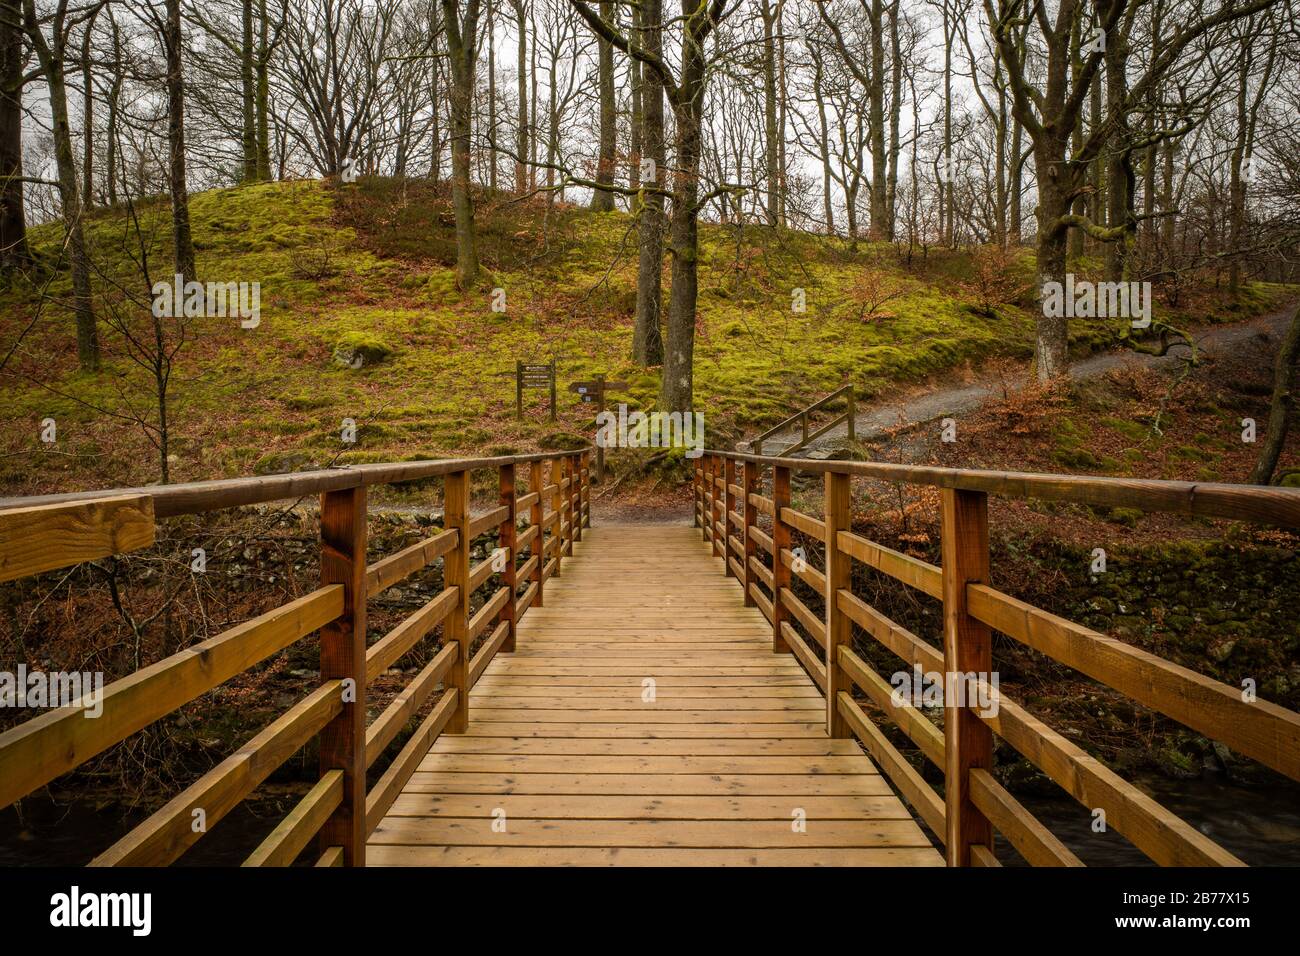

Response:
(631, 0), (664, 367)
(0, 0), (29, 268)
(23, 0), (99, 370)
(441, 0), (481, 288)
(1249, 303), (1300, 486)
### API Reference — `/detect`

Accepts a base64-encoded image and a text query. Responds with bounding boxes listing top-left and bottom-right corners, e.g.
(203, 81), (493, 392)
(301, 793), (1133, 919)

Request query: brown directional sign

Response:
(567, 375), (628, 480)
(516, 360), (557, 421)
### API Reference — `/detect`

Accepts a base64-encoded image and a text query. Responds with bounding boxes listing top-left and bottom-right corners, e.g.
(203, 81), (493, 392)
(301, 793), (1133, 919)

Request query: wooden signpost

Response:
(516, 360), (557, 421)
(568, 373), (628, 482)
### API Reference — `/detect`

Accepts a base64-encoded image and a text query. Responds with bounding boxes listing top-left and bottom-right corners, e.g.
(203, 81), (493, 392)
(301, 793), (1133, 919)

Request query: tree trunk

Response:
(165, 0), (196, 282)
(631, 0), (664, 367)
(661, 100), (700, 413)
(30, 11), (99, 369)
(1034, 163), (1071, 381)
(1249, 303), (1300, 485)
(255, 0), (271, 181)
(0, 0), (29, 267)
(590, 1), (616, 211)
(241, 0), (257, 181)
(441, 0), (481, 288)
(80, 12), (96, 208)
(513, 0), (527, 194)
(760, 0), (778, 226)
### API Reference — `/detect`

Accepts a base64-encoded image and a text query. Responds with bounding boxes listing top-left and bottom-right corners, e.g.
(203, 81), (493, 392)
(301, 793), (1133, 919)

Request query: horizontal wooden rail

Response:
(91, 680), (344, 866)
(365, 587), (459, 684)
(693, 449), (1292, 867)
(968, 583), (1300, 782)
(366, 644), (458, 763)
(366, 529), (457, 598)
(707, 450), (1300, 529)
(0, 449), (596, 519)
(243, 770), (344, 867)
(366, 689), (459, 834)
(0, 586), (342, 811)
(0, 495), (155, 583)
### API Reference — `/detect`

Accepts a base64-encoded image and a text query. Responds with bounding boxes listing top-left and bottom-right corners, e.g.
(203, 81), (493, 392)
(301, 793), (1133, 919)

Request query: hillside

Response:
(0, 177), (1290, 499)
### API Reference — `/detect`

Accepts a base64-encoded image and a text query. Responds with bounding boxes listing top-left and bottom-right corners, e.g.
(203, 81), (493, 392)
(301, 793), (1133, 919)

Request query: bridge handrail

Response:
(696, 450), (1300, 866)
(0, 448), (594, 866)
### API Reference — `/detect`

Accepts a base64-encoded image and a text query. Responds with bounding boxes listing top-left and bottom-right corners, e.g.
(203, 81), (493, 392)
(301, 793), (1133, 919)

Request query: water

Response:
(995, 773), (1300, 866)
(0, 790), (314, 867)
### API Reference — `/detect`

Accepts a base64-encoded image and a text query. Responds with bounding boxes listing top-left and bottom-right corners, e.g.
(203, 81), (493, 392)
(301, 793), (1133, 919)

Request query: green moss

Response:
(332, 330), (394, 368)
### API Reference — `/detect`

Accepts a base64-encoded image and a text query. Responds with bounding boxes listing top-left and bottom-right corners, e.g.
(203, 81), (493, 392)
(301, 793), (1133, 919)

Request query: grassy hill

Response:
(0, 177), (1289, 498)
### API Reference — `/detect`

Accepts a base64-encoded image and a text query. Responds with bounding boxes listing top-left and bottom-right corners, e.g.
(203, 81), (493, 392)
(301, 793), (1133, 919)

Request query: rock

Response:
(332, 332), (394, 369)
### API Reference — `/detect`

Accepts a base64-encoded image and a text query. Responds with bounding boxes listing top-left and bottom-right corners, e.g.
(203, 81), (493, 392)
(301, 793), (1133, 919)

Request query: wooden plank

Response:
(782, 621), (827, 691)
(468, 505), (509, 539)
(403, 772), (893, 796)
(371, 817), (929, 848)
(772, 466), (792, 653)
(243, 771), (344, 867)
(317, 485), (367, 866)
(365, 586), (458, 684)
(469, 621), (511, 688)
(968, 768), (1083, 867)
(968, 582), (1300, 783)
(365, 528), (457, 598)
(940, 488), (995, 866)
(316, 846), (345, 867)
(91, 681), (343, 866)
(836, 693), (946, 840)
(0, 585), (342, 811)
(780, 506), (825, 539)
(387, 793), (904, 819)
(780, 588), (826, 648)
(369, 846), (943, 866)
(468, 586), (510, 641)
(0, 494), (154, 583)
(365, 688), (459, 834)
(366, 643), (457, 763)
(837, 530), (943, 599)
(443, 471), (471, 734)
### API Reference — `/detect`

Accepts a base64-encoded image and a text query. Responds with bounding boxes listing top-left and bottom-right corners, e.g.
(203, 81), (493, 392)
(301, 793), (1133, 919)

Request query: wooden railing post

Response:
(940, 488), (995, 865)
(824, 471), (853, 738)
(692, 458), (701, 529)
(705, 455), (716, 545)
(571, 453), (582, 542)
(580, 450), (591, 529)
(317, 486), (367, 865)
(723, 457), (737, 578)
(551, 455), (564, 574)
(443, 470), (471, 734)
(529, 461), (545, 606)
(498, 463), (517, 653)
(711, 456), (724, 560)
(771, 465), (791, 654)
(742, 459), (759, 607)
(845, 386), (855, 443)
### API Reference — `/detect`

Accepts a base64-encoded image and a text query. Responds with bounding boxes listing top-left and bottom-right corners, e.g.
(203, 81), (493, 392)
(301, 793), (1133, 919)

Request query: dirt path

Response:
(757, 305), (1297, 457)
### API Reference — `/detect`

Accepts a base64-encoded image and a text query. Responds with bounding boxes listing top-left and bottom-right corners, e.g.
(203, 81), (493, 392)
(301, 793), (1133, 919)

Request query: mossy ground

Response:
(0, 177), (1290, 498)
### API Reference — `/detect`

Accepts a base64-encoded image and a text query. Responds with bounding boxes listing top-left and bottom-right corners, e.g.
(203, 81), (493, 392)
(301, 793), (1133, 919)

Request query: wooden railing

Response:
(748, 384), (855, 457)
(694, 450), (1300, 866)
(0, 449), (593, 866)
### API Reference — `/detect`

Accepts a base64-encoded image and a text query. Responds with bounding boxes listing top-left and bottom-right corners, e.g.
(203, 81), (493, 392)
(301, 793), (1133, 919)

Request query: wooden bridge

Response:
(1, 449), (1299, 867)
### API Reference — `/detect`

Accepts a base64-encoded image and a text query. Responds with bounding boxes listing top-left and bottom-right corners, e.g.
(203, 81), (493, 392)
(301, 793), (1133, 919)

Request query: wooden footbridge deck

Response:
(369, 523), (939, 866)
(2, 448), (1299, 867)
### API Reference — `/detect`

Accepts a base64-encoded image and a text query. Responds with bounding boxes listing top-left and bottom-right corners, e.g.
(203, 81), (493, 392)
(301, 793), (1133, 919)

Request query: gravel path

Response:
(750, 305), (1297, 458)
